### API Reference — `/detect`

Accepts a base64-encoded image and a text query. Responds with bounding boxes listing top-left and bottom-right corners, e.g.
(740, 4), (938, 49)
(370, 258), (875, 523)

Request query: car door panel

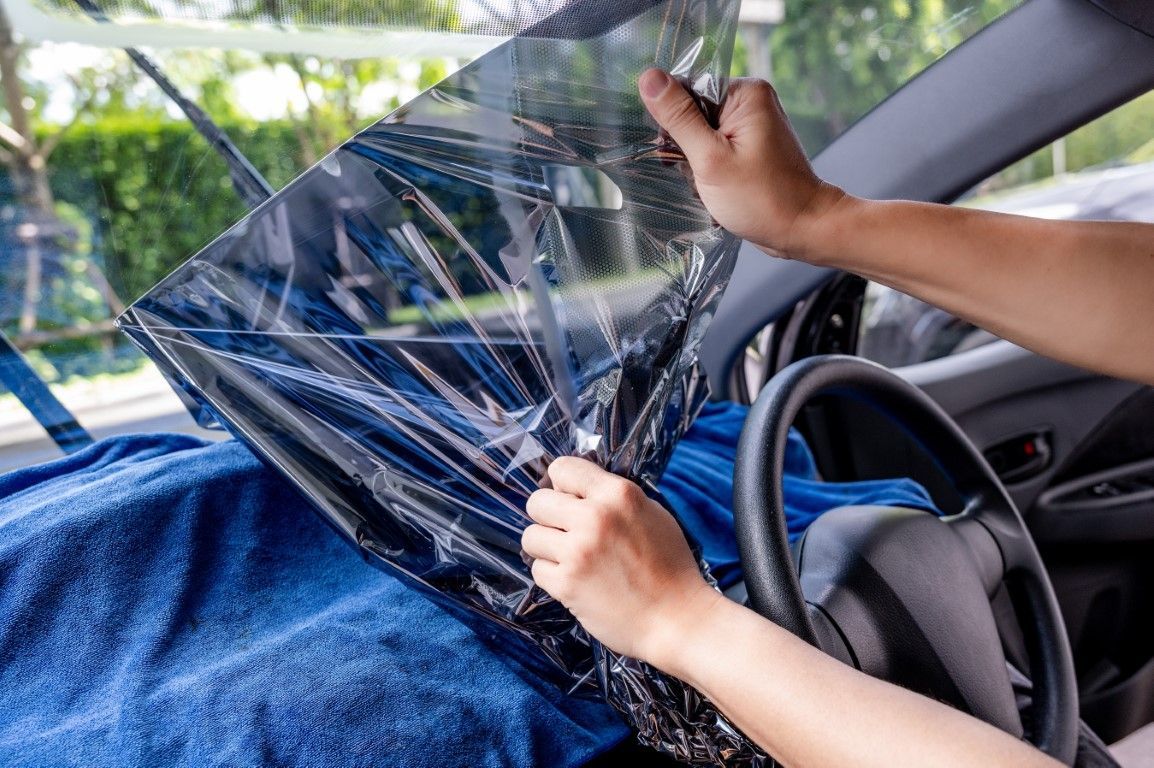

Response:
(897, 342), (1154, 744)
(898, 341), (1146, 527)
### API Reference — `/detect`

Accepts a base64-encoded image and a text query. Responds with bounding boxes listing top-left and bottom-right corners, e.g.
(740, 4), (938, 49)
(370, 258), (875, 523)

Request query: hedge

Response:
(47, 116), (312, 304)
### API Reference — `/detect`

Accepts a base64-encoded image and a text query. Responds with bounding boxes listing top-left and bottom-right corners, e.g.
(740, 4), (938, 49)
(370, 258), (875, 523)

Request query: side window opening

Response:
(858, 88), (1154, 368)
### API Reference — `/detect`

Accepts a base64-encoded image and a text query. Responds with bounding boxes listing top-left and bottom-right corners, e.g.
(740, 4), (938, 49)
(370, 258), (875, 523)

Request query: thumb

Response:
(638, 68), (722, 165)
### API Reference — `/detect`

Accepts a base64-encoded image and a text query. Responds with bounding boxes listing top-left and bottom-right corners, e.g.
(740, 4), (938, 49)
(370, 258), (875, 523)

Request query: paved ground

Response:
(0, 366), (222, 475)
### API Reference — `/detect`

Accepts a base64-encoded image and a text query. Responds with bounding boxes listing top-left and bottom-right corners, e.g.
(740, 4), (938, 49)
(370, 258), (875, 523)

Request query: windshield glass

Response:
(0, 0), (1018, 471)
(736, 0), (1022, 154)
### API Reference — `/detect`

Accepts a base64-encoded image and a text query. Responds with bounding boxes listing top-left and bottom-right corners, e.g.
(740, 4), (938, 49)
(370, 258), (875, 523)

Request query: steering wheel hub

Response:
(797, 504), (1020, 735)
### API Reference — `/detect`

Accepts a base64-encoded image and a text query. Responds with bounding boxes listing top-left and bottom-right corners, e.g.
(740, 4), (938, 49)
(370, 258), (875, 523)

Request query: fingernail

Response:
(639, 69), (671, 99)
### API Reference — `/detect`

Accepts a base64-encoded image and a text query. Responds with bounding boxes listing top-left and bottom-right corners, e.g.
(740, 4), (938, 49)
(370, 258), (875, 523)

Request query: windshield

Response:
(736, 0), (1021, 155)
(0, 0), (1018, 472)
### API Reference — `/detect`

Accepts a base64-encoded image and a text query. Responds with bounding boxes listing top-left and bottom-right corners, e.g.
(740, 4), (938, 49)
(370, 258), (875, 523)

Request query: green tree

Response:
(235, 0), (459, 163)
(755, 0), (1017, 153)
(0, 0), (127, 346)
(3, 0), (456, 354)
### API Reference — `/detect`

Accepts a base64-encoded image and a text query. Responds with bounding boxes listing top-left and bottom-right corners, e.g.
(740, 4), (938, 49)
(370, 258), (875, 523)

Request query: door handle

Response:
(983, 430), (1053, 484)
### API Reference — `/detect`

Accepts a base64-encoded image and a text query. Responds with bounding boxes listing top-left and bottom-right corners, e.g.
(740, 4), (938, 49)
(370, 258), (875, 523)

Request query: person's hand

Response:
(520, 456), (722, 667)
(638, 68), (849, 261)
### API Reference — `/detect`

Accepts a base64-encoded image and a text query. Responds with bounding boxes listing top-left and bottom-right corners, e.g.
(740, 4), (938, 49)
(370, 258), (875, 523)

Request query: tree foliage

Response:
(748, 0), (1019, 153)
(46, 117), (307, 302)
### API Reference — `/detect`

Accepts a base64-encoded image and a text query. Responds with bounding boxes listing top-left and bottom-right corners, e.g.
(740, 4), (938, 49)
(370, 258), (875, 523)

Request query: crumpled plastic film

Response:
(118, 0), (769, 762)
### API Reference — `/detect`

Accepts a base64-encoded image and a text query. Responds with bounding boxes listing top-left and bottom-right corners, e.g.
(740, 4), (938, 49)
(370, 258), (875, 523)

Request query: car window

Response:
(734, 0), (1022, 156)
(0, 2), (464, 471)
(858, 88), (1154, 369)
(1, 0), (1020, 472)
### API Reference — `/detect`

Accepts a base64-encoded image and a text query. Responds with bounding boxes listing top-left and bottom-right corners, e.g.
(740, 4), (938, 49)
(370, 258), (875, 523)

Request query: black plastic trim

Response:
(1088, 0), (1154, 38)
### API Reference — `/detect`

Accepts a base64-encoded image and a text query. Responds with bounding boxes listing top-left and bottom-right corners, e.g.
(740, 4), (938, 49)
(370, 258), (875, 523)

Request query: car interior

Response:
(2, 0), (1154, 765)
(696, 0), (1154, 760)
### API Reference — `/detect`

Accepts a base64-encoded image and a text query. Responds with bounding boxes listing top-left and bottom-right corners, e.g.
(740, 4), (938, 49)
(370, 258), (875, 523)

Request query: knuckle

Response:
(731, 77), (775, 106)
(525, 489), (547, 517)
(748, 78), (777, 100)
(548, 456), (581, 484)
(664, 93), (702, 130)
(555, 456), (585, 472)
(569, 544), (595, 572)
(604, 477), (642, 507)
(549, 570), (575, 602)
(584, 510), (612, 542)
(531, 561), (564, 601)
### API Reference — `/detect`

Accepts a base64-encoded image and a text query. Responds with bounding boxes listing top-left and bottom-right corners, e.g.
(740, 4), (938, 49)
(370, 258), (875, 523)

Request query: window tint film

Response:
(108, 0), (770, 762)
(2, 0), (1020, 467)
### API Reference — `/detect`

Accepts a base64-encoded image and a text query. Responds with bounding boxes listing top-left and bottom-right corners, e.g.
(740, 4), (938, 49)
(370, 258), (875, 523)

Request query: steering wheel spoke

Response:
(946, 512), (1006, 598)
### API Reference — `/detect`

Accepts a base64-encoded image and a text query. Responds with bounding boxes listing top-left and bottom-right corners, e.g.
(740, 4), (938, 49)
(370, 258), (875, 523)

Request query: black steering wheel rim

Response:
(733, 354), (1078, 764)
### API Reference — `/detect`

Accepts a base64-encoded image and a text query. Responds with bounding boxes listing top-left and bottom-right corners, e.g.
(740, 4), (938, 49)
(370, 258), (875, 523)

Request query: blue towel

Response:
(661, 401), (938, 589)
(0, 402), (937, 767)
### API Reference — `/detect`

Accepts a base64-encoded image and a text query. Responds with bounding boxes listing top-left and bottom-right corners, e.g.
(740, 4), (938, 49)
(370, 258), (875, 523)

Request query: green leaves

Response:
(47, 117), (305, 302)
(738, 0), (1019, 154)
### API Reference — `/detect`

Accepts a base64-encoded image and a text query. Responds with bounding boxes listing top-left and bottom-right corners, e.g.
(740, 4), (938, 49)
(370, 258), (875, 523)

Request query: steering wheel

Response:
(733, 355), (1079, 764)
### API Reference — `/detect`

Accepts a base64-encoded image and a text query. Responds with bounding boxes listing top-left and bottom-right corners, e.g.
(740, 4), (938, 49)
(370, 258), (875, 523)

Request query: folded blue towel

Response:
(0, 402), (936, 767)
(661, 401), (938, 589)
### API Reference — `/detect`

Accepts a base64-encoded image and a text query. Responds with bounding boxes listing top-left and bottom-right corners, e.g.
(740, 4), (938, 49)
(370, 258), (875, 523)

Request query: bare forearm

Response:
(656, 595), (1058, 768)
(639, 72), (1154, 382)
(793, 195), (1154, 385)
